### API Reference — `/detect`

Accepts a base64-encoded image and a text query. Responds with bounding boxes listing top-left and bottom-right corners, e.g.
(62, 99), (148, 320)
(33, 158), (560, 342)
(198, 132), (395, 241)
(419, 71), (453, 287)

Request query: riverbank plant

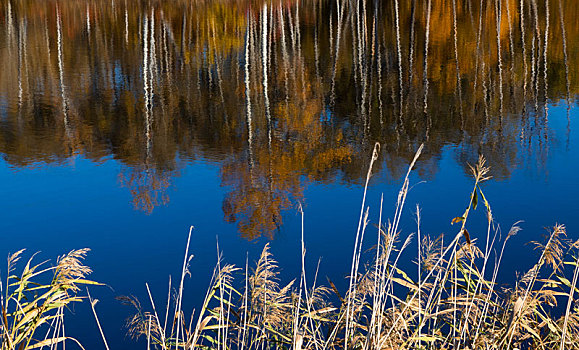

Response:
(3, 145), (578, 349)
(119, 144), (579, 350)
(0, 248), (98, 349)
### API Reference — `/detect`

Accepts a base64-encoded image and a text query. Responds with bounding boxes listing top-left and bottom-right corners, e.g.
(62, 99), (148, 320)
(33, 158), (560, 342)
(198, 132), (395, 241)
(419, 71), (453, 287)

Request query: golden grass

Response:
(117, 144), (579, 350)
(0, 249), (100, 350)
(4, 145), (579, 350)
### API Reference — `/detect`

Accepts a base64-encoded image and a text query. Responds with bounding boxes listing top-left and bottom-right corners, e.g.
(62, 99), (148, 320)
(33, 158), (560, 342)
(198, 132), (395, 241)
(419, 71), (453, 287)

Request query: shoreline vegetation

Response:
(3, 144), (579, 350)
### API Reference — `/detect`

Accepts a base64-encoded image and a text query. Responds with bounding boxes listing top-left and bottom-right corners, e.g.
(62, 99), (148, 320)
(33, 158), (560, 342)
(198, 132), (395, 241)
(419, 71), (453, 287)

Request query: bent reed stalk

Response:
(4, 145), (579, 350)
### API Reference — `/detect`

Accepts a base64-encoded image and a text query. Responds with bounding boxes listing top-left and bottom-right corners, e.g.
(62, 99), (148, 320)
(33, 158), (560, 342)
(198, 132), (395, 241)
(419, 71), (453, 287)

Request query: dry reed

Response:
(4, 145), (579, 350)
(117, 143), (579, 350)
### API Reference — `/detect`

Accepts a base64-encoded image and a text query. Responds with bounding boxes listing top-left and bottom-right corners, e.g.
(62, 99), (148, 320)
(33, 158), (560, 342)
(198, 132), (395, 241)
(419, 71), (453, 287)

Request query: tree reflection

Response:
(0, 0), (576, 238)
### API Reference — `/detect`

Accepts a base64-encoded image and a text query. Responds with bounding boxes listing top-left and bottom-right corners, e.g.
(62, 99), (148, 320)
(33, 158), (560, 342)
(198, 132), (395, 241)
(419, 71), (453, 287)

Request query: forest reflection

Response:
(0, 0), (576, 239)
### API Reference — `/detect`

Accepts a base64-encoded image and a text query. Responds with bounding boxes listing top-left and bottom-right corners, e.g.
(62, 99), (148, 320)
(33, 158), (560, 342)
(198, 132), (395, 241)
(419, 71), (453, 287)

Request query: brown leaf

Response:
(462, 229), (471, 244)
(451, 217), (464, 225)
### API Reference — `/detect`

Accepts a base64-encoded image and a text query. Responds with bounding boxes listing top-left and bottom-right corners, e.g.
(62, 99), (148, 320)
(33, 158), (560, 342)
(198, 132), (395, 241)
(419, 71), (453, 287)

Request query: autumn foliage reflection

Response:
(0, 0), (576, 238)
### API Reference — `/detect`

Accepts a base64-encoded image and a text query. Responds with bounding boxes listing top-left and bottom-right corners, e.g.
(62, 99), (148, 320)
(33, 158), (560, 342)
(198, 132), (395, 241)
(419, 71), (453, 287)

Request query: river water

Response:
(0, 0), (577, 348)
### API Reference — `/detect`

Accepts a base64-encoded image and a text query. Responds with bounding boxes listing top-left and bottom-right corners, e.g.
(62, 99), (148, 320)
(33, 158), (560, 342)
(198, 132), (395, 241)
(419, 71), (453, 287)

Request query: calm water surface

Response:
(0, 0), (578, 347)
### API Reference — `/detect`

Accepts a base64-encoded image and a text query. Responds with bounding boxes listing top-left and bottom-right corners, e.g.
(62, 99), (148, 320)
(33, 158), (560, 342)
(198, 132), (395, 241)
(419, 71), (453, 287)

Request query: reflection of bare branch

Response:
(119, 166), (174, 214)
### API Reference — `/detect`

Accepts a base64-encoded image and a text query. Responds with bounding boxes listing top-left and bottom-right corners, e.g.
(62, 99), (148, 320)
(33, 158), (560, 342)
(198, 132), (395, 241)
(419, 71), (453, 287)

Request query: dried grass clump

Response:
(7, 145), (570, 350)
(116, 145), (579, 350)
(0, 248), (99, 350)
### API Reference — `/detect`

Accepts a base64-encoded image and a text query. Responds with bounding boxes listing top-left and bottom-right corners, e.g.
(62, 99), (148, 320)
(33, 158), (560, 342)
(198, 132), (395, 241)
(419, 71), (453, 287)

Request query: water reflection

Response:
(0, 0), (576, 239)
